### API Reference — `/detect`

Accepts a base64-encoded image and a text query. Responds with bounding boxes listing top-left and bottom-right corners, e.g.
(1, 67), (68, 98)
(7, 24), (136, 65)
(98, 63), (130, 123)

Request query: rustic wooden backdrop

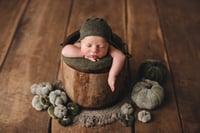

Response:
(0, 0), (199, 133)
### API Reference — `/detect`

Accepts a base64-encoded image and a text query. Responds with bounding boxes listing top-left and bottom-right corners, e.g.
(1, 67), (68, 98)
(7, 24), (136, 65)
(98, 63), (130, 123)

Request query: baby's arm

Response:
(108, 46), (126, 92)
(61, 43), (84, 58)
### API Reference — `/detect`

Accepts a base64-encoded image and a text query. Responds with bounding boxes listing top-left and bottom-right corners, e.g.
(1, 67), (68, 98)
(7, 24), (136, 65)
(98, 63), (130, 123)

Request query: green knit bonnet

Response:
(79, 18), (114, 45)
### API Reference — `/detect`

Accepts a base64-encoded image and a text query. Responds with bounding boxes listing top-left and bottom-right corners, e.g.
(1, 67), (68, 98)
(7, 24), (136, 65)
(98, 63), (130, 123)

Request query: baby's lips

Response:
(91, 55), (99, 60)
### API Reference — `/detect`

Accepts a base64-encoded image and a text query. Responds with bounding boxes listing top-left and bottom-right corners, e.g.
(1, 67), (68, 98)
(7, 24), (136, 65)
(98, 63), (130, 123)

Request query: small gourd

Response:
(120, 103), (134, 127)
(59, 116), (72, 126)
(54, 104), (68, 119)
(49, 90), (68, 106)
(47, 105), (56, 118)
(138, 59), (168, 84)
(138, 110), (151, 123)
(120, 115), (134, 127)
(120, 103), (134, 115)
(67, 102), (80, 116)
(131, 79), (164, 110)
(40, 96), (51, 107)
(31, 82), (53, 96)
(32, 95), (48, 111)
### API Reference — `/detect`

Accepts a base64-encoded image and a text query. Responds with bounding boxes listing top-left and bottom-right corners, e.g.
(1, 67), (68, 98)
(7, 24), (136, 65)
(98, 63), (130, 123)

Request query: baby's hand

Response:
(84, 55), (99, 62)
(108, 75), (116, 92)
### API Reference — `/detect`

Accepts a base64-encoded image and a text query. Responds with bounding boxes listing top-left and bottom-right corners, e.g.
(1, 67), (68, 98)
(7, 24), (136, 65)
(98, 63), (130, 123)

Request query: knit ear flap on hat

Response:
(61, 30), (80, 47)
(110, 32), (127, 54)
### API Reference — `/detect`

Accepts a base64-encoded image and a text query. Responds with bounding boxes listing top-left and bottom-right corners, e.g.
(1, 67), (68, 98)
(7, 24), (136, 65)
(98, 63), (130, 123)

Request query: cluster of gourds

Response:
(31, 82), (80, 126)
(119, 103), (151, 126)
(130, 59), (168, 123)
(30, 59), (168, 127)
(120, 103), (134, 126)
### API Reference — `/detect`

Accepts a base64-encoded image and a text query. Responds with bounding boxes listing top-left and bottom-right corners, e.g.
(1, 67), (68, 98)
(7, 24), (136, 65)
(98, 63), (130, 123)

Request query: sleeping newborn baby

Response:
(62, 18), (126, 92)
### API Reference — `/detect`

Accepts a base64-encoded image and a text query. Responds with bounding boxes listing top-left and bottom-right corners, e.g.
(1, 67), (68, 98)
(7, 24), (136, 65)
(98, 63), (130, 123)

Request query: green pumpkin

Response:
(138, 59), (168, 84)
(120, 114), (134, 127)
(67, 102), (80, 116)
(39, 96), (51, 107)
(58, 116), (72, 126)
(47, 105), (56, 118)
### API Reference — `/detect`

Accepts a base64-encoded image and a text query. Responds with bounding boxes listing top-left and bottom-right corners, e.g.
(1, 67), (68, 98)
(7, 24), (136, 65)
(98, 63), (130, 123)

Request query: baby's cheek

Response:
(81, 49), (89, 56)
(99, 50), (108, 57)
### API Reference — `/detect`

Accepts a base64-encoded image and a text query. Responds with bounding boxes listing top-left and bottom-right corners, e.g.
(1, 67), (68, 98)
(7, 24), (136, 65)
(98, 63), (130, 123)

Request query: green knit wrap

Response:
(62, 55), (112, 73)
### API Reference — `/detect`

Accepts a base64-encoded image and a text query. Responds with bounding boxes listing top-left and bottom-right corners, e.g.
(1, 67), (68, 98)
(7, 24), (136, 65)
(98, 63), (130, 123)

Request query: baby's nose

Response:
(91, 46), (98, 52)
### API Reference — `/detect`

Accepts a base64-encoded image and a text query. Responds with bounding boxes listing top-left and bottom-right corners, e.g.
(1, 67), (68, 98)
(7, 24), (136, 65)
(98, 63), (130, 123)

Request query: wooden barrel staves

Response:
(61, 56), (127, 109)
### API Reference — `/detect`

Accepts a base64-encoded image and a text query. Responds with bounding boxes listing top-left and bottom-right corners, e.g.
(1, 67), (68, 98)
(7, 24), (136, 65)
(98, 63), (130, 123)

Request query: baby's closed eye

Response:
(86, 43), (92, 47)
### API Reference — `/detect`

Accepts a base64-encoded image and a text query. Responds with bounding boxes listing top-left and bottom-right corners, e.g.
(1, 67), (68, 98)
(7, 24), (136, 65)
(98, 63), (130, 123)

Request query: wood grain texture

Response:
(0, 0), (29, 68)
(0, 0), (199, 132)
(0, 0), (71, 132)
(61, 57), (127, 109)
(127, 0), (182, 132)
(157, 0), (200, 132)
(65, 0), (126, 40)
(52, 0), (132, 132)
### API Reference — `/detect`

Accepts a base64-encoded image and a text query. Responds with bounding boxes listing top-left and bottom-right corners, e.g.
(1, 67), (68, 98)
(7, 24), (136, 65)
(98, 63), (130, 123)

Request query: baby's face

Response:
(80, 36), (109, 60)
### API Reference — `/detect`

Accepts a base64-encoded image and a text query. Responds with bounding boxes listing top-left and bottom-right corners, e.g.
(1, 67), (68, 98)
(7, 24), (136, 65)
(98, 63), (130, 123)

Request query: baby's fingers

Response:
(110, 85), (115, 92)
(108, 79), (115, 92)
(85, 57), (96, 62)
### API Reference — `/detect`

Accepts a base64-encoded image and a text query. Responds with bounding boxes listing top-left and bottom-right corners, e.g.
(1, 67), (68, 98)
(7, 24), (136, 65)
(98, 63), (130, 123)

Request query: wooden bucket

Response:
(61, 56), (127, 109)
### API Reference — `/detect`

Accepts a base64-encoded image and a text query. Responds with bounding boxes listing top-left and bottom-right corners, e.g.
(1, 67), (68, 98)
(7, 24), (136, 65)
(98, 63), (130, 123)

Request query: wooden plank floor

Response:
(0, 0), (199, 133)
